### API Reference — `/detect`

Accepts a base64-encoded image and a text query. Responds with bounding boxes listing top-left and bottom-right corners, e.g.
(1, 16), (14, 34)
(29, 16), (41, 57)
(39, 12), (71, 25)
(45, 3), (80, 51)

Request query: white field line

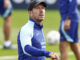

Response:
(58, 52), (74, 56)
(0, 44), (17, 49)
(0, 45), (2, 48)
(0, 52), (74, 60)
(0, 56), (18, 60)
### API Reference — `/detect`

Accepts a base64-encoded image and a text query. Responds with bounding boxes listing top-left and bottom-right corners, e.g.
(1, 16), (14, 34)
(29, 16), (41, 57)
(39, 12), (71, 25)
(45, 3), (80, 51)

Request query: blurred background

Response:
(0, 0), (80, 60)
(11, 0), (80, 9)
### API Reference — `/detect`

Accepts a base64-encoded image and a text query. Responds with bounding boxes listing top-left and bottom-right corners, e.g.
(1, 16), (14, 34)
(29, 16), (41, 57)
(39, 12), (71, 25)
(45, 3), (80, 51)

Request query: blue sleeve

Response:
(67, 0), (77, 18)
(24, 45), (51, 57)
(59, 0), (68, 19)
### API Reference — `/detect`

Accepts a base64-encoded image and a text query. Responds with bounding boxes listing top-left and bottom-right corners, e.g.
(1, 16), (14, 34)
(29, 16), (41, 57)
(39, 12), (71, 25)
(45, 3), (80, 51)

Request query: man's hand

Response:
(64, 18), (71, 30)
(49, 52), (59, 60)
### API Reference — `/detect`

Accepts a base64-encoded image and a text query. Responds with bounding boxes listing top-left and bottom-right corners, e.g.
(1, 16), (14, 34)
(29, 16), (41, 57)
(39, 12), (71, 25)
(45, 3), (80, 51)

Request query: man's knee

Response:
(70, 43), (80, 52)
(60, 41), (69, 52)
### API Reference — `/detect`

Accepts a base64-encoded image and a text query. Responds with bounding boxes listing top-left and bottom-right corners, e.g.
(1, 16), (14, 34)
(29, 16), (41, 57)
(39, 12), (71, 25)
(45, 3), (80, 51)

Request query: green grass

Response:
(0, 10), (80, 60)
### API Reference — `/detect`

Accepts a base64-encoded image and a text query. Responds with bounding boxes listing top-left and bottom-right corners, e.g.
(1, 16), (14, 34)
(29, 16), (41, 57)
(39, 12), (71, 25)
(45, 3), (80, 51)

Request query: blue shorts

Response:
(0, 0), (12, 18)
(59, 21), (79, 43)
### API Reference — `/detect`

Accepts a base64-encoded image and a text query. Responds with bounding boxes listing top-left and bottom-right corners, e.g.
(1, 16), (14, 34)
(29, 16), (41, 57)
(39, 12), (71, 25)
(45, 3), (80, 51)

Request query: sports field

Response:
(0, 10), (80, 60)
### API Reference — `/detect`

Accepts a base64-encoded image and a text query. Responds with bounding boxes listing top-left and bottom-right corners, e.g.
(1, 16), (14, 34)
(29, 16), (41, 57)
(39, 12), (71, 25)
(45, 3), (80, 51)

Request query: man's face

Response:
(29, 4), (45, 22)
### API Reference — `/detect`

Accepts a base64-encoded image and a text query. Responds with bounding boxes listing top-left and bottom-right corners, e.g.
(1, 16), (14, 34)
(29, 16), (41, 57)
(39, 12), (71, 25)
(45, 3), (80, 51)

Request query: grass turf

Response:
(0, 10), (80, 60)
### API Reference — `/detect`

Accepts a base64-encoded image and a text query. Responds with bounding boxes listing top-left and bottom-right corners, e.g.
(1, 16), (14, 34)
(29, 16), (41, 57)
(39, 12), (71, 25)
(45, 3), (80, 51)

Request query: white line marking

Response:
(0, 45), (2, 48)
(0, 56), (18, 60)
(0, 44), (17, 49)
(57, 52), (74, 56)
(0, 52), (74, 60)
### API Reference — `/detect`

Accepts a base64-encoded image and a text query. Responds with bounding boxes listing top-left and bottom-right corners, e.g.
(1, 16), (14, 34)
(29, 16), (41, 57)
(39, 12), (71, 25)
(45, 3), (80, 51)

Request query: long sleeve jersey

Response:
(17, 18), (50, 60)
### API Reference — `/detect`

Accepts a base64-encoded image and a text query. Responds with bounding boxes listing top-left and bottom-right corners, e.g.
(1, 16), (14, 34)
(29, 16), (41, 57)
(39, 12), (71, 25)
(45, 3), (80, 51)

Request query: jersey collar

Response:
(29, 18), (43, 29)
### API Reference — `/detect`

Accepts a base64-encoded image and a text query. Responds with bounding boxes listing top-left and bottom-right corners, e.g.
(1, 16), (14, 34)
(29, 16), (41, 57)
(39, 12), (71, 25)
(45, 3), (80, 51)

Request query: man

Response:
(17, 0), (59, 60)
(59, 0), (80, 60)
(0, 0), (13, 49)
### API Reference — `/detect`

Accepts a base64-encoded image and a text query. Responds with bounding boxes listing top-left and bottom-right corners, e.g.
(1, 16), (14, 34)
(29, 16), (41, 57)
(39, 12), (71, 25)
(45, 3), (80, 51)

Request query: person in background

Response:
(0, 0), (14, 49)
(59, 0), (80, 60)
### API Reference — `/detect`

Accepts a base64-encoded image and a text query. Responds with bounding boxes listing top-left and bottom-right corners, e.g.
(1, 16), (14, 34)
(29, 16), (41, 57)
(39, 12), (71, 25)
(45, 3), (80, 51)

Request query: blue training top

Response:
(59, 0), (79, 22)
(17, 18), (50, 60)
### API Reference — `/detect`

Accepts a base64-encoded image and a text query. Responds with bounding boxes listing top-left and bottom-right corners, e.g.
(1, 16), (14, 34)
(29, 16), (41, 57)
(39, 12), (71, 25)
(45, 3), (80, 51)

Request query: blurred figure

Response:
(59, 0), (80, 60)
(0, 0), (13, 49)
(17, 0), (59, 60)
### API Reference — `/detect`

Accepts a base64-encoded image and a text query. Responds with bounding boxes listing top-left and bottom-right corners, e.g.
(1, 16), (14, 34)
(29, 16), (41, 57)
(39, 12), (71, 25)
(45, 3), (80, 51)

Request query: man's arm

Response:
(67, 0), (77, 18)
(64, 0), (77, 30)
(59, 0), (68, 19)
(25, 45), (59, 60)
(24, 45), (50, 57)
